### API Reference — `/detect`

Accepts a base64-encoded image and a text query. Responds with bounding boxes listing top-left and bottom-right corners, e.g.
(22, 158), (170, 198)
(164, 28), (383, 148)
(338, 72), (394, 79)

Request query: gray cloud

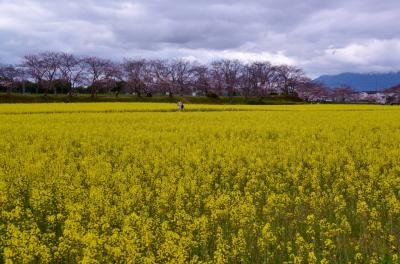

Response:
(0, 0), (399, 76)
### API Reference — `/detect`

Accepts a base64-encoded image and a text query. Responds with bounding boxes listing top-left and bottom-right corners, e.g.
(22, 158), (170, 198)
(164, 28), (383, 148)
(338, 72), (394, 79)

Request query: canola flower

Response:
(0, 103), (400, 263)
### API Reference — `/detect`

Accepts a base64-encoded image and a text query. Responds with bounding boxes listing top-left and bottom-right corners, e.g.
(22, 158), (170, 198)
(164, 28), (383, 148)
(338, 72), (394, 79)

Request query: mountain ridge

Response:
(314, 72), (400, 92)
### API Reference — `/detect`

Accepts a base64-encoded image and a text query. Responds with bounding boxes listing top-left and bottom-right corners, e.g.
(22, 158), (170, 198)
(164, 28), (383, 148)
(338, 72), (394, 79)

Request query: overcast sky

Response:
(1, 0), (399, 77)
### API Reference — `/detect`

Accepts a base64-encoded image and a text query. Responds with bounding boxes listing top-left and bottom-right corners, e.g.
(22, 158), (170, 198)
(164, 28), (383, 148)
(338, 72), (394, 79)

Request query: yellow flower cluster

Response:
(0, 103), (400, 263)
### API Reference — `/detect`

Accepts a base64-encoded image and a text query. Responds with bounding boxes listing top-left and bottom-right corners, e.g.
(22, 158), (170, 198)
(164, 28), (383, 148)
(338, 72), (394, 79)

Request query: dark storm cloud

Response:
(1, 0), (400, 76)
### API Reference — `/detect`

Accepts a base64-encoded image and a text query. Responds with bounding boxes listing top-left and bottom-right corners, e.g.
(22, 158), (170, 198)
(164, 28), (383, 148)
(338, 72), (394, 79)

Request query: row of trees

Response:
(296, 82), (356, 102)
(1, 52), (325, 100)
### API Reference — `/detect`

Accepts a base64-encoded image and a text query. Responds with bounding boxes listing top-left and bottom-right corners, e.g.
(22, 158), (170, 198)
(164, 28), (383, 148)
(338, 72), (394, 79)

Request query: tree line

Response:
(0, 51), (330, 101)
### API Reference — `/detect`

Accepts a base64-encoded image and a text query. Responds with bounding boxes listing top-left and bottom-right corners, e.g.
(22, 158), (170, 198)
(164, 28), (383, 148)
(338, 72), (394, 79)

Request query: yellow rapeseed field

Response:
(1, 103), (400, 263)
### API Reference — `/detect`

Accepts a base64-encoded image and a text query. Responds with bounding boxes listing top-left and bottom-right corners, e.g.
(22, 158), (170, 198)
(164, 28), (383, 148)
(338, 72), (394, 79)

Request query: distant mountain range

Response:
(314, 72), (400, 92)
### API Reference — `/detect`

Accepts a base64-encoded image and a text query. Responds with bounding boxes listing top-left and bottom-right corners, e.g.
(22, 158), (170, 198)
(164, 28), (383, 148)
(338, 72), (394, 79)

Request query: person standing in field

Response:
(178, 100), (184, 111)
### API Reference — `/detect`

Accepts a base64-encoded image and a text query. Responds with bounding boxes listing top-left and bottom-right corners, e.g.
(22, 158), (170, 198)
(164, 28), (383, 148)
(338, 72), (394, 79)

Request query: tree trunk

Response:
(6, 83), (12, 95)
(36, 80), (40, 94)
(229, 87), (233, 103)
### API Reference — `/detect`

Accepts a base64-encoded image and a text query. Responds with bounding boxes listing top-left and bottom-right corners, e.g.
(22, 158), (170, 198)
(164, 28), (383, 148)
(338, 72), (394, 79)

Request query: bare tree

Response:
(191, 64), (212, 95)
(170, 59), (193, 96)
(102, 62), (123, 95)
(254, 62), (278, 97)
(209, 63), (224, 96)
(243, 62), (273, 98)
(22, 54), (47, 94)
(123, 58), (150, 97)
(59, 53), (85, 96)
(212, 59), (243, 102)
(151, 59), (174, 96)
(275, 65), (306, 95)
(40, 52), (61, 96)
(82, 56), (112, 97)
(242, 64), (255, 98)
(0, 65), (23, 95)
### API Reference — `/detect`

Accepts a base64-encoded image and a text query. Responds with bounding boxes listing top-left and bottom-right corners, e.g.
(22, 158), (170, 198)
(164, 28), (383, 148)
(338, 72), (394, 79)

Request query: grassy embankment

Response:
(0, 93), (303, 104)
